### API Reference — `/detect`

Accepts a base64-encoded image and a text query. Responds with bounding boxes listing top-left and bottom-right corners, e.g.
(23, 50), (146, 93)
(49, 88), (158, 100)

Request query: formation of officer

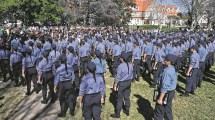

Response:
(0, 27), (215, 119)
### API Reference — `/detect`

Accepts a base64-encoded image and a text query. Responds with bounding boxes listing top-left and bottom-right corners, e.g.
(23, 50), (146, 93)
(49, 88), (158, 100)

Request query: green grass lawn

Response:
(1, 65), (215, 120)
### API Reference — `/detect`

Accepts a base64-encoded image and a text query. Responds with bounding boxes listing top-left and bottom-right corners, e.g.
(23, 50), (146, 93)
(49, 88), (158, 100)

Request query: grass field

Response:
(0, 65), (215, 120)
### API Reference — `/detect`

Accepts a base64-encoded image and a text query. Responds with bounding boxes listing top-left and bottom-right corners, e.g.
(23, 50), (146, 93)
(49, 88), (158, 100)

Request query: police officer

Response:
(43, 37), (52, 51)
(143, 39), (153, 75)
(154, 54), (177, 120)
(112, 40), (122, 76)
(49, 44), (61, 68)
(79, 62), (105, 120)
(67, 46), (80, 91)
(132, 41), (141, 82)
(22, 49), (38, 95)
(37, 51), (55, 104)
(197, 40), (206, 87)
(125, 37), (133, 62)
(151, 43), (165, 88)
(79, 40), (90, 77)
(181, 45), (200, 96)
(54, 55), (75, 117)
(110, 52), (133, 118)
(10, 44), (23, 87)
(92, 50), (107, 81)
(34, 43), (43, 66)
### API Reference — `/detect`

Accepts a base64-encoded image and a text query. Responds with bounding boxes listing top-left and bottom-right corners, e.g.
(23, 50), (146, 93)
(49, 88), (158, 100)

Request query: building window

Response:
(167, 8), (170, 12)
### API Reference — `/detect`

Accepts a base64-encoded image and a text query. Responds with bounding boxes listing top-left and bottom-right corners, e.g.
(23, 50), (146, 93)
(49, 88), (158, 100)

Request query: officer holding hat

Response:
(154, 54), (177, 120)
(111, 52), (133, 118)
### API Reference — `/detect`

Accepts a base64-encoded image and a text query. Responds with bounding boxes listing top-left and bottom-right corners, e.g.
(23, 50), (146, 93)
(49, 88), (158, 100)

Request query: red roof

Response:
(133, 0), (153, 12)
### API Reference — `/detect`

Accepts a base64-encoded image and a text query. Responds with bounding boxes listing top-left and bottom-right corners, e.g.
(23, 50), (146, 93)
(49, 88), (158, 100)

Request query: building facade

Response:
(129, 0), (179, 25)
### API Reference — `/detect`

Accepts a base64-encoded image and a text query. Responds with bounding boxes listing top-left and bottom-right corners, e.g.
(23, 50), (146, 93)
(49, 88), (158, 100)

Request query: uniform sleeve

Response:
(22, 58), (25, 68)
(54, 69), (60, 86)
(155, 52), (159, 62)
(37, 61), (44, 75)
(189, 55), (196, 68)
(100, 79), (105, 96)
(114, 66), (122, 84)
(103, 60), (107, 73)
(161, 72), (171, 94)
(79, 79), (86, 96)
(10, 54), (13, 66)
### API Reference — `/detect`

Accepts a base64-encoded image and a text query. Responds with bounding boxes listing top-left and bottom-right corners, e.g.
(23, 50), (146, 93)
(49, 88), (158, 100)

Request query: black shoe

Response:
(136, 78), (140, 82)
(25, 92), (31, 96)
(198, 83), (201, 88)
(190, 91), (195, 95)
(58, 113), (66, 117)
(3, 79), (7, 82)
(41, 99), (47, 104)
(149, 85), (156, 88)
(0, 96), (4, 100)
(14, 84), (18, 87)
(180, 92), (189, 97)
(36, 89), (40, 94)
(50, 99), (56, 104)
(70, 110), (75, 116)
(123, 110), (129, 116)
(110, 114), (120, 118)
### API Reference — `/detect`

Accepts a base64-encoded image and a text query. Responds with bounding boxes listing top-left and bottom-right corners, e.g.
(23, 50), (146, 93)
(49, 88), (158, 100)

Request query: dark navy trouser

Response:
(0, 59), (12, 81)
(80, 57), (89, 77)
(185, 68), (198, 92)
(42, 71), (55, 100)
(154, 90), (175, 120)
(12, 62), (22, 85)
(83, 93), (101, 120)
(153, 63), (163, 85)
(197, 62), (205, 86)
(25, 67), (38, 93)
(113, 56), (120, 76)
(116, 80), (131, 115)
(133, 59), (141, 79)
(58, 80), (75, 114)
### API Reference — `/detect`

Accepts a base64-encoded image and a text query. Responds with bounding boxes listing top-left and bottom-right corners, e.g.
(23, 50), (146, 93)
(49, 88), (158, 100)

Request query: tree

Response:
(0, 0), (63, 26)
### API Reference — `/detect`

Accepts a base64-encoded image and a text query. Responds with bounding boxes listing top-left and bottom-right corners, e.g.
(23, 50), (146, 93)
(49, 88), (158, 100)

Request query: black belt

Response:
(44, 70), (52, 73)
(60, 80), (72, 82)
(85, 92), (100, 95)
(26, 66), (36, 69)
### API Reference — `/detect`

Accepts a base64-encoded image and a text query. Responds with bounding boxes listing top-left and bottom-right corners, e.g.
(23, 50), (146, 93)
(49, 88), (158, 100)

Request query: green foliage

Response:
(0, 0), (63, 25)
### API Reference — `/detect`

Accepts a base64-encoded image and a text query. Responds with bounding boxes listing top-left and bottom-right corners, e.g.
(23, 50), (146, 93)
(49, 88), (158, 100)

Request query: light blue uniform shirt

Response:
(79, 73), (105, 96)
(189, 52), (200, 68)
(132, 46), (141, 60)
(155, 49), (165, 62)
(112, 44), (122, 56)
(37, 58), (55, 75)
(22, 55), (37, 68)
(144, 43), (153, 55)
(165, 44), (174, 55)
(43, 42), (51, 51)
(49, 50), (61, 63)
(92, 58), (106, 74)
(198, 45), (206, 62)
(67, 53), (79, 66)
(10, 52), (23, 66)
(159, 66), (177, 93)
(96, 43), (105, 54)
(54, 64), (75, 86)
(78, 45), (90, 57)
(114, 62), (133, 84)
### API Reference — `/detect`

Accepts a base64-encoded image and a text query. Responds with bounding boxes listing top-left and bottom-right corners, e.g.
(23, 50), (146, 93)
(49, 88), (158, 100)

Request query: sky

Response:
(156, 0), (188, 13)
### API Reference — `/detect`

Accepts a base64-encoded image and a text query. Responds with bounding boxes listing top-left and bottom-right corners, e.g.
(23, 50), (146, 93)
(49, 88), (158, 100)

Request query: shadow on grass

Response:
(109, 88), (117, 112)
(176, 84), (185, 94)
(134, 94), (154, 120)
